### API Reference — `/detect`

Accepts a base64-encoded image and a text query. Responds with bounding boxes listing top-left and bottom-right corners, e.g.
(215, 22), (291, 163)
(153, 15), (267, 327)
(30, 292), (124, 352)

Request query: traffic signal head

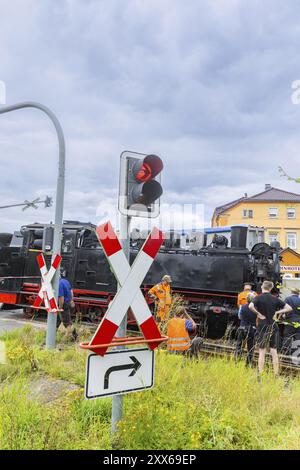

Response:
(119, 151), (163, 217)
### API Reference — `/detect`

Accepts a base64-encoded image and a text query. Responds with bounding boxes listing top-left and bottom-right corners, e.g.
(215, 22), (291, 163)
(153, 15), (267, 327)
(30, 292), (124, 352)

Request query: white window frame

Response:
(287, 232), (297, 250)
(269, 233), (278, 244)
(242, 209), (253, 218)
(269, 207), (278, 219)
(287, 208), (296, 219)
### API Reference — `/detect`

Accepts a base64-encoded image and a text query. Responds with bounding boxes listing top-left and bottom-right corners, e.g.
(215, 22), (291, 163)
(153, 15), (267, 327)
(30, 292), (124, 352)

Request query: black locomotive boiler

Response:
(0, 222), (281, 339)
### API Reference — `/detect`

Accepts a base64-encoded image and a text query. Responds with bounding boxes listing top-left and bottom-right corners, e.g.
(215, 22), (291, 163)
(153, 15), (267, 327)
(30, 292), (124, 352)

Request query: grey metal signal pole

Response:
(0, 102), (65, 349)
(111, 213), (131, 434)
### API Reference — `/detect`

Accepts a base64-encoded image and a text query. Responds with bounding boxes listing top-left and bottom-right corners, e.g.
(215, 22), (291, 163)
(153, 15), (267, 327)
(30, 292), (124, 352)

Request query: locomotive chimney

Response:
(231, 226), (248, 249)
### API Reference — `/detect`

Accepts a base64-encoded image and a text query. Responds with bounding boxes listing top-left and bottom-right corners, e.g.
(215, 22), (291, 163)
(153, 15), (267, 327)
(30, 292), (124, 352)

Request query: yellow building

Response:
(280, 248), (300, 277)
(212, 185), (300, 253)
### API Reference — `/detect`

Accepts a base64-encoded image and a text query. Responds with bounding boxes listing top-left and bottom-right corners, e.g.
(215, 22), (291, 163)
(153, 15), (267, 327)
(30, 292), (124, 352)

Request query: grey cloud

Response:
(1, 0), (300, 232)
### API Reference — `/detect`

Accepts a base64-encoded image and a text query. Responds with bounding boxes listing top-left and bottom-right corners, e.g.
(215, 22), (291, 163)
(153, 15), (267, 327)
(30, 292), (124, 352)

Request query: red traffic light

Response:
(118, 150), (163, 218)
(135, 163), (152, 182)
(133, 155), (163, 182)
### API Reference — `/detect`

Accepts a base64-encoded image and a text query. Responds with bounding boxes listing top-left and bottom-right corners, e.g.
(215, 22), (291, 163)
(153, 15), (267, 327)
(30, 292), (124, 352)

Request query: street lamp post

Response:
(0, 102), (65, 349)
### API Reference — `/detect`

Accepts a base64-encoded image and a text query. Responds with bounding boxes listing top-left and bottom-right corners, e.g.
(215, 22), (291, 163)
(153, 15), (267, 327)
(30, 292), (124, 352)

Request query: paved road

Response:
(0, 309), (46, 335)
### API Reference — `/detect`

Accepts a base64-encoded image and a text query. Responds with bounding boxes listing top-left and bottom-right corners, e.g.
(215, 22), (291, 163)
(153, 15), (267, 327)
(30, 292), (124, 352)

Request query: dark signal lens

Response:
(143, 155), (163, 178)
(141, 180), (163, 204)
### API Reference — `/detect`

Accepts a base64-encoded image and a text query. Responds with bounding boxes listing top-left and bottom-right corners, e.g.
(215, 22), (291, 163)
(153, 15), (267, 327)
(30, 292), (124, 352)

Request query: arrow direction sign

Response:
(104, 356), (141, 389)
(85, 348), (154, 399)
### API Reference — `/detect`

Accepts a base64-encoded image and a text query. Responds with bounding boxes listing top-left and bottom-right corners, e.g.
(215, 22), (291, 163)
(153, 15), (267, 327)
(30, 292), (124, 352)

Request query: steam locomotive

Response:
(0, 221), (281, 339)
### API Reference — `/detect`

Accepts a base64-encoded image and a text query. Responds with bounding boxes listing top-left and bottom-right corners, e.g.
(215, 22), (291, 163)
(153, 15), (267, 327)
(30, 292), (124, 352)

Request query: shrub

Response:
(4, 325), (40, 371)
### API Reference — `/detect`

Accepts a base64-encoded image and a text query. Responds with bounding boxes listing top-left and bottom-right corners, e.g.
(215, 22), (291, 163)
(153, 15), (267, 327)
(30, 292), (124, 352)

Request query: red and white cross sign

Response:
(33, 253), (62, 312)
(88, 221), (164, 356)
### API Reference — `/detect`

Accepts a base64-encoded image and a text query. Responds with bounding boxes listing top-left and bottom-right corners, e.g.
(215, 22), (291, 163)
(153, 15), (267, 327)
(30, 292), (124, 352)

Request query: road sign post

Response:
(81, 150), (165, 435)
(79, 219), (166, 436)
(111, 213), (130, 432)
(113, 150), (164, 433)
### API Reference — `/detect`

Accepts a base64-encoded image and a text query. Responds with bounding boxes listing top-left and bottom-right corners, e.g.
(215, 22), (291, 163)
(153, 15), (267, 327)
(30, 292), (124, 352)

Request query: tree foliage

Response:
(279, 166), (300, 184)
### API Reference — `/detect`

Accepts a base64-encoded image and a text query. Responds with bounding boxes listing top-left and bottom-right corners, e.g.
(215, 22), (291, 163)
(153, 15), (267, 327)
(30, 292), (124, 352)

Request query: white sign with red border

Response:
(33, 253), (61, 312)
(88, 221), (164, 356)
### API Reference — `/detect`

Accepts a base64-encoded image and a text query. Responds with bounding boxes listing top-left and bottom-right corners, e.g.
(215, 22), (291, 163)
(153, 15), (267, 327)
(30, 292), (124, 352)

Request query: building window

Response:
(269, 207), (278, 218)
(287, 232), (297, 250)
(269, 233), (279, 244)
(287, 208), (296, 219)
(243, 209), (253, 218)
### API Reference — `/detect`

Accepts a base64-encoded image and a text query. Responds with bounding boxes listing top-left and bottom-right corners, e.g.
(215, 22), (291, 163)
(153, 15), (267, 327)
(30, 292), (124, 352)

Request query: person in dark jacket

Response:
(235, 292), (257, 366)
(280, 287), (300, 356)
(57, 269), (78, 341)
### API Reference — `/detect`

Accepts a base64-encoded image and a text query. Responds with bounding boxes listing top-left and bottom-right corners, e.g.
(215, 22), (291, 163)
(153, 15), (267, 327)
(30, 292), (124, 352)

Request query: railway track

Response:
(201, 340), (300, 374)
(76, 324), (300, 375)
(8, 310), (300, 374)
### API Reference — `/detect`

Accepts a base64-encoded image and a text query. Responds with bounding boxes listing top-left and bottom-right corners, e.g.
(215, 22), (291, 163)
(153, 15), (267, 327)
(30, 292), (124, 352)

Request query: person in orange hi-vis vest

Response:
(148, 275), (172, 323)
(167, 306), (203, 356)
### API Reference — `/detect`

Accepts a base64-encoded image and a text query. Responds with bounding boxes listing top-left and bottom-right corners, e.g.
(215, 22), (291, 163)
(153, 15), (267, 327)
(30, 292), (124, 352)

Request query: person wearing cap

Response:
(280, 287), (300, 355)
(235, 292), (257, 366)
(148, 275), (172, 323)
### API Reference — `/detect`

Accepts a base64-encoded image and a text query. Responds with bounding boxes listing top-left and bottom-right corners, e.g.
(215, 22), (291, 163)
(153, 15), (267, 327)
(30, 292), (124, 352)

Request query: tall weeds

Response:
(1, 326), (300, 449)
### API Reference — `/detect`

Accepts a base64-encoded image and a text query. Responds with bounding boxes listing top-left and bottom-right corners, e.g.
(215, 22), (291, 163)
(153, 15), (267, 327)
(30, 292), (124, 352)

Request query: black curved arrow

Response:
(104, 356), (142, 389)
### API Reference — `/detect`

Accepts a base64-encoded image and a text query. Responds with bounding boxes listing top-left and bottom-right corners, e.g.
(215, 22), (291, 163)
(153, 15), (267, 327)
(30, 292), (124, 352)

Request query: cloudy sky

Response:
(1, 0), (300, 233)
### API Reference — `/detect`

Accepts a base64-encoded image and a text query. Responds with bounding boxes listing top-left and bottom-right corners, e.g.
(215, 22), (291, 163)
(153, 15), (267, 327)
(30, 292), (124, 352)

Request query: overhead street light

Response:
(0, 102), (65, 349)
(0, 195), (53, 210)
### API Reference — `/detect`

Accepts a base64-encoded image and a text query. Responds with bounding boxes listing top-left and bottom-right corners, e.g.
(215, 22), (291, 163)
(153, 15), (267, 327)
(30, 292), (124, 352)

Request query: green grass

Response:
(0, 379), (112, 450)
(1, 326), (300, 449)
